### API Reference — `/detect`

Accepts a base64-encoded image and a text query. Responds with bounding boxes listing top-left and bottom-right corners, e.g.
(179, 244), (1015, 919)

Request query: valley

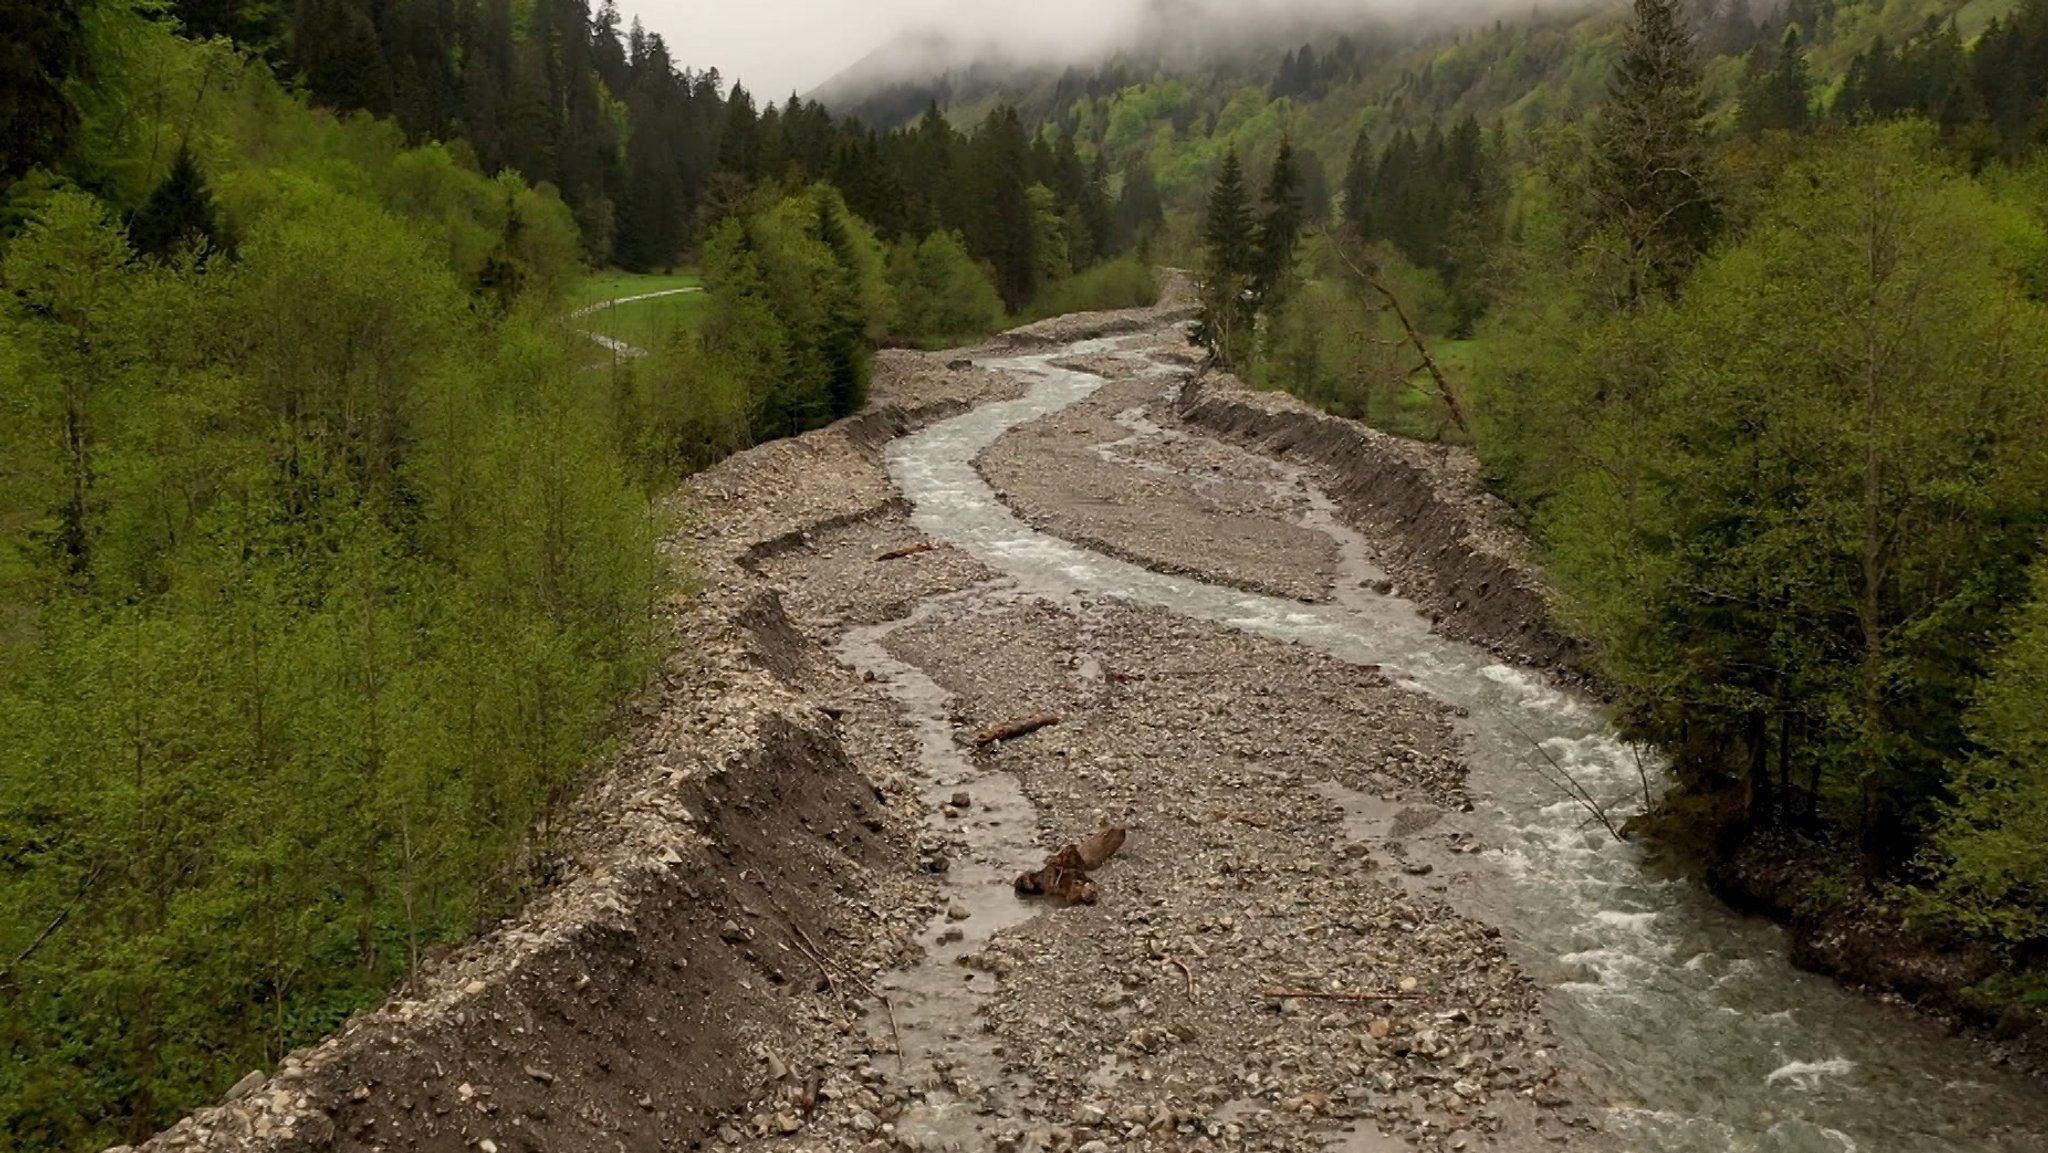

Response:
(126, 289), (2048, 1153)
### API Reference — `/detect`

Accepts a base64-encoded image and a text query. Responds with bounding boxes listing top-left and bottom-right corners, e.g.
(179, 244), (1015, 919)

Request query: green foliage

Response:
(1514, 126), (2048, 856)
(700, 183), (893, 439)
(0, 191), (661, 1148)
(1028, 257), (1160, 320)
(887, 230), (1006, 346)
(1591, 0), (1720, 304)
(1927, 556), (2048, 943)
(0, 15), (670, 1151)
(1256, 240), (1460, 440)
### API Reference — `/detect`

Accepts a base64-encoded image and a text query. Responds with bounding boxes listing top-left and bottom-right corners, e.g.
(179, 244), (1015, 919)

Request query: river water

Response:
(877, 338), (2048, 1153)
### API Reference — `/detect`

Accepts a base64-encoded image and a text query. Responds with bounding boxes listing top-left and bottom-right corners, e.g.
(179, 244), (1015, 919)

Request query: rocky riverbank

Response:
(1171, 355), (2048, 1094)
(1174, 372), (1580, 677)
(123, 288), (1608, 1153)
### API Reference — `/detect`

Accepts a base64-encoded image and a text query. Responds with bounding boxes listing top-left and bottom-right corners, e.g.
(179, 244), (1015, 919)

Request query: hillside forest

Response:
(1170, 0), (2048, 1042)
(0, 0), (1158, 1147)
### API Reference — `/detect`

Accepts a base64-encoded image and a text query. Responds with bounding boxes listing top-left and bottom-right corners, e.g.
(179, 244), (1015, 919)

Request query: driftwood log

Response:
(975, 713), (1061, 746)
(1014, 826), (1127, 905)
(876, 542), (937, 562)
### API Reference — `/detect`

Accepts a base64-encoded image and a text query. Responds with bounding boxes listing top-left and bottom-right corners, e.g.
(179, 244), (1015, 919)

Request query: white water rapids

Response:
(873, 337), (2048, 1152)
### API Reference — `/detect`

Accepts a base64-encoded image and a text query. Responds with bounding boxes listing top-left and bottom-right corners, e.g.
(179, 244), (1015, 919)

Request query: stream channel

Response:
(845, 335), (2048, 1153)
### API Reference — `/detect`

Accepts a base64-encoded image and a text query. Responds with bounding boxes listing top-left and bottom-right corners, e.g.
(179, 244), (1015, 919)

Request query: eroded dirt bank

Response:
(125, 295), (1602, 1153)
(1172, 374), (1580, 675)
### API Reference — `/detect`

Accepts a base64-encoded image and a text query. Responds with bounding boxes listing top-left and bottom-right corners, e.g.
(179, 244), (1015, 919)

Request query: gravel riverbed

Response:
(126, 288), (1604, 1153)
(707, 297), (1604, 1153)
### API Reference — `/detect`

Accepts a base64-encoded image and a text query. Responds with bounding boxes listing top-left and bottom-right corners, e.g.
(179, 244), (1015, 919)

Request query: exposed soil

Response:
(1174, 372), (1581, 677)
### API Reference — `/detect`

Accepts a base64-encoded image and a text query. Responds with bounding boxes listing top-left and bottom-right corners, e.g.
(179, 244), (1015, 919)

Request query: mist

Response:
(617, 0), (1550, 107)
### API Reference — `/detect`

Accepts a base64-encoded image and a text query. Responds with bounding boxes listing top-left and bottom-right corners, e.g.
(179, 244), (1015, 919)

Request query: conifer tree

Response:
(1342, 125), (1376, 235)
(1194, 148), (1255, 367)
(1738, 25), (1813, 134)
(965, 107), (1037, 311)
(1115, 160), (1165, 253)
(1, 0), (86, 181)
(130, 146), (227, 262)
(1592, 0), (1718, 304)
(1253, 136), (1304, 306)
(720, 84), (760, 179)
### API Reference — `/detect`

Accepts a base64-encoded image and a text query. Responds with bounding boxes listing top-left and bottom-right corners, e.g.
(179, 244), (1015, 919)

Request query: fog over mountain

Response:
(620, 0), (1555, 109)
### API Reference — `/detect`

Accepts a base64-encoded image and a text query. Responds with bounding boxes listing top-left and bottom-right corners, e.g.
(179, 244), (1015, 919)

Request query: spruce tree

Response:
(1194, 148), (1256, 367)
(966, 107), (1038, 312)
(1253, 136), (1304, 306)
(130, 146), (227, 262)
(1342, 125), (1376, 235)
(720, 84), (759, 179)
(1592, 0), (1718, 304)
(1737, 25), (1813, 134)
(1, 0), (85, 180)
(1115, 161), (1165, 253)
(1767, 25), (1813, 131)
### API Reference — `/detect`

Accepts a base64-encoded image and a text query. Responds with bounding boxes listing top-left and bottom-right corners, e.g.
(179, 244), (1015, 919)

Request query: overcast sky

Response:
(614, 0), (1142, 101)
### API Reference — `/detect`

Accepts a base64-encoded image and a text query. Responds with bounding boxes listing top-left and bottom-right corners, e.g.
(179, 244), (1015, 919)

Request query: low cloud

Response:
(621, 0), (1550, 105)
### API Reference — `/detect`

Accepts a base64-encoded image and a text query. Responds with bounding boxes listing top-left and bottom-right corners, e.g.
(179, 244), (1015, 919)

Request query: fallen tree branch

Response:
(1015, 826), (1128, 905)
(785, 924), (839, 996)
(0, 864), (101, 985)
(1318, 226), (1472, 437)
(1503, 717), (1629, 843)
(1171, 958), (1197, 1001)
(976, 713), (1061, 746)
(782, 917), (901, 1071)
(1209, 809), (1271, 829)
(885, 994), (905, 1073)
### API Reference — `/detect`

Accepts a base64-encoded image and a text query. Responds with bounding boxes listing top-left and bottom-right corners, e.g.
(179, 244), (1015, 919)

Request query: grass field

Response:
(570, 269), (706, 356)
(568, 269), (702, 312)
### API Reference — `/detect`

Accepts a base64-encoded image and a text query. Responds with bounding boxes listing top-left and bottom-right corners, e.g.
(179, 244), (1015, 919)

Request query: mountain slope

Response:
(819, 0), (2005, 207)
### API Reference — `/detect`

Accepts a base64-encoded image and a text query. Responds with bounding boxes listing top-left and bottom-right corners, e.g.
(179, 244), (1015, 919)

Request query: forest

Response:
(0, 0), (1156, 1148)
(1183, 0), (2048, 1029)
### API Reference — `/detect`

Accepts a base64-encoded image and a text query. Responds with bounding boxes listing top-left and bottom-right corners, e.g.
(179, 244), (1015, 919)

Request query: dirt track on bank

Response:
(129, 292), (1602, 1153)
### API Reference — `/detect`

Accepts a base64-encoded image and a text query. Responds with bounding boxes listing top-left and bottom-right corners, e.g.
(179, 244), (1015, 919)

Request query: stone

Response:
(946, 902), (972, 922)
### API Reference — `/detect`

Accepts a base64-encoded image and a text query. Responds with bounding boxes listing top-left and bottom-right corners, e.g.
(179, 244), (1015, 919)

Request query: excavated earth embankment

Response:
(126, 291), (1603, 1153)
(1173, 373), (1579, 675)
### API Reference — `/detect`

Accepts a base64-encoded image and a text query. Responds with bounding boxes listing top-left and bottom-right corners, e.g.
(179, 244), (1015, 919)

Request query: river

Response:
(875, 335), (2048, 1153)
